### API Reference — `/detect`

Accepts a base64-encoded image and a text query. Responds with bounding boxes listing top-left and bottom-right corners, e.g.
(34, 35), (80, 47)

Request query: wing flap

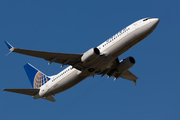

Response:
(3, 89), (39, 96)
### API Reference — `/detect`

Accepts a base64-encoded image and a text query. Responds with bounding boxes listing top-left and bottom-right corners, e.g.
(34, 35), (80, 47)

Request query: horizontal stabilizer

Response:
(42, 95), (56, 102)
(3, 89), (39, 96)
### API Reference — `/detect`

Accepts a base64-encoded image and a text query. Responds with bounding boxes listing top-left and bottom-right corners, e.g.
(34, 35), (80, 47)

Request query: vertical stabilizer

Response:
(24, 63), (50, 89)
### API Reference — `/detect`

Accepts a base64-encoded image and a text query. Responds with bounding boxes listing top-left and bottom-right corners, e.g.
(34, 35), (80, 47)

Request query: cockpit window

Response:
(143, 18), (151, 21)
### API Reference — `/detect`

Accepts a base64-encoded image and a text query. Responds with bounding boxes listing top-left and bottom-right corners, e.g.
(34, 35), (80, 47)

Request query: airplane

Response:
(3, 17), (159, 102)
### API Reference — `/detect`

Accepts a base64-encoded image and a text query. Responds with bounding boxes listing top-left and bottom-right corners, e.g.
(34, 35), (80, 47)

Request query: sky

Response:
(0, 0), (180, 120)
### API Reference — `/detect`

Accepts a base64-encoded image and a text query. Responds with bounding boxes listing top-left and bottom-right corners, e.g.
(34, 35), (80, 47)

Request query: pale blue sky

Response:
(1, 0), (180, 120)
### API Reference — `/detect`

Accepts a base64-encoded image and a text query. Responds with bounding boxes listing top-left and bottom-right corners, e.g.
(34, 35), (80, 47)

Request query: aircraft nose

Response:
(152, 18), (159, 23)
(151, 18), (160, 27)
(147, 18), (159, 31)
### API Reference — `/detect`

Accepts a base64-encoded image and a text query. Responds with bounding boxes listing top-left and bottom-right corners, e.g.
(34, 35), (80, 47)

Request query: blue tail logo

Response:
(24, 63), (50, 89)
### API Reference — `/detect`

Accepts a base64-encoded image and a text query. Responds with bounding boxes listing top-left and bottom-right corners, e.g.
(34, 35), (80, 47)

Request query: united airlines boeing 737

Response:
(3, 18), (159, 102)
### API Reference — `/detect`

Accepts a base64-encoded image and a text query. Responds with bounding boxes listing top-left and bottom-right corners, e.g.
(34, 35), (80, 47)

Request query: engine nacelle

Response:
(81, 47), (100, 63)
(117, 57), (135, 72)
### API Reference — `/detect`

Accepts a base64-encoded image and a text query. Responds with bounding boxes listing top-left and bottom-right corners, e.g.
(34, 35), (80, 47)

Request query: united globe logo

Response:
(34, 71), (50, 88)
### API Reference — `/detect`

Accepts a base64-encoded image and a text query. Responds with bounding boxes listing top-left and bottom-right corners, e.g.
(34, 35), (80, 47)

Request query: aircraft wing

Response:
(112, 69), (138, 86)
(120, 70), (138, 81)
(5, 41), (85, 70)
(100, 58), (138, 86)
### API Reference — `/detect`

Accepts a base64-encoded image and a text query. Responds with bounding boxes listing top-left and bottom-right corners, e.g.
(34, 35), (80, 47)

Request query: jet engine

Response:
(117, 57), (135, 72)
(81, 47), (100, 63)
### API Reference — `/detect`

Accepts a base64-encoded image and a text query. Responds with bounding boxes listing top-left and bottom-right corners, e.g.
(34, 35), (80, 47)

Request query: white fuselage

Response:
(37, 18), (159, 98)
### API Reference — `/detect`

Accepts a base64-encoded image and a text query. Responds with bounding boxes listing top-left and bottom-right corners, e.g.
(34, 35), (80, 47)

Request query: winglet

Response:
(5, 41), (15, 56)
(5, 41), (14, 51)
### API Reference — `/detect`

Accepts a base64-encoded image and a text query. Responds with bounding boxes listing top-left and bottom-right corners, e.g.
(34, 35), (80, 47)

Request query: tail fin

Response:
(24, 63), (50, 89)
